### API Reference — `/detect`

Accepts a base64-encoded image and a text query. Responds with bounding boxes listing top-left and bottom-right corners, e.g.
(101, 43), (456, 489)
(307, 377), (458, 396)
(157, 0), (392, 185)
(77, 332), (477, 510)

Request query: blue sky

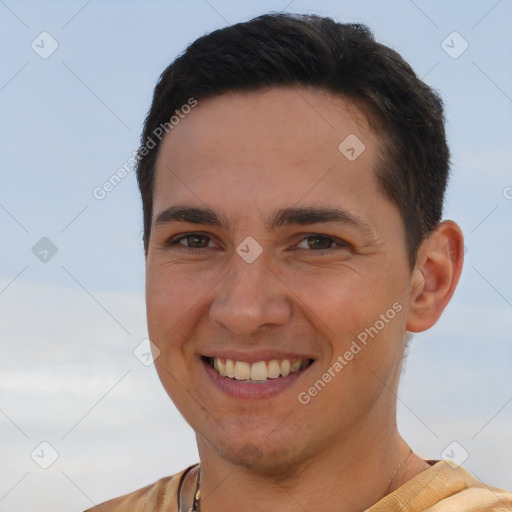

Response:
(1, 1), (511, 510)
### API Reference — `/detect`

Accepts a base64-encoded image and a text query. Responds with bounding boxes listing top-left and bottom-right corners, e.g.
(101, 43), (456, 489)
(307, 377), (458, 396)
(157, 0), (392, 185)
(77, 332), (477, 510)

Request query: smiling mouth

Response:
(202, 356), (314, 382)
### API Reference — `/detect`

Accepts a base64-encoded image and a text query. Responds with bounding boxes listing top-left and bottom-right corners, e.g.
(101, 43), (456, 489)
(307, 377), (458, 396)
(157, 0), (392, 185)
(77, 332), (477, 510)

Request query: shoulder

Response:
(368, 460), (512, 511)
(83, 466), (194, 512)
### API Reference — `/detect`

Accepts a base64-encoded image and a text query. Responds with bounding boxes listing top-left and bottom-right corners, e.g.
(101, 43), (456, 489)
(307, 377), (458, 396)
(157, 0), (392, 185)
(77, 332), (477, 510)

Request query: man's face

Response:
(146, 87), (414, 470)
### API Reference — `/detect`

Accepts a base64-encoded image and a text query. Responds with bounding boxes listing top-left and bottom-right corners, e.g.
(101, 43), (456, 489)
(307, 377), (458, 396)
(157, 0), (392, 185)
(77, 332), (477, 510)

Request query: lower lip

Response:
(202, 359), (313, 399)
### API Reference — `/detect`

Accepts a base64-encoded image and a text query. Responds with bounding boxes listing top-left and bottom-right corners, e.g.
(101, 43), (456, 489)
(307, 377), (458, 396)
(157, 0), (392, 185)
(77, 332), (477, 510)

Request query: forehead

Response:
(158, 86), (375, 160)
(153, 86), (382, 219)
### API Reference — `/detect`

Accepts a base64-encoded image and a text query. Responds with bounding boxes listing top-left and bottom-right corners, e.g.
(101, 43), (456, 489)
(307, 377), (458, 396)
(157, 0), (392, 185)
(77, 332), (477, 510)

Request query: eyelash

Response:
(165, 233), (351, 254)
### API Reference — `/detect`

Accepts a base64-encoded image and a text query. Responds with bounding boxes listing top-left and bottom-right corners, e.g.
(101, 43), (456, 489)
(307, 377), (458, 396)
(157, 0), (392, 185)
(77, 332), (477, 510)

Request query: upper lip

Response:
(201, 350), (316, 364)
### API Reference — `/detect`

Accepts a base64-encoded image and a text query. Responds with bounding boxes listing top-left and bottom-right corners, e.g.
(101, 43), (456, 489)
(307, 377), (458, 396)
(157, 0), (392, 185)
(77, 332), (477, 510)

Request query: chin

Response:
(204, 430), (308, 474)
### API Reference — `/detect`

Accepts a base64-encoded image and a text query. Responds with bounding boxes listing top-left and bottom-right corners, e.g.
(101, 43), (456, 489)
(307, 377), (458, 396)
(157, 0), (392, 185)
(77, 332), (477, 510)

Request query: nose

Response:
(209, 254), (292, 335)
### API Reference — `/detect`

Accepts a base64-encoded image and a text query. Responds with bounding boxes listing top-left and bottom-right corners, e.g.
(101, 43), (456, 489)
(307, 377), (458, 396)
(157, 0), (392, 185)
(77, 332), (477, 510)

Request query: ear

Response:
(406, 220), (464, 333)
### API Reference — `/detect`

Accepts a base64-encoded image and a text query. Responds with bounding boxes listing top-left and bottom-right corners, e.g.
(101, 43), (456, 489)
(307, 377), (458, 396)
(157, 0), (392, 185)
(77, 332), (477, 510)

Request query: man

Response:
(87, 13), (512, 511)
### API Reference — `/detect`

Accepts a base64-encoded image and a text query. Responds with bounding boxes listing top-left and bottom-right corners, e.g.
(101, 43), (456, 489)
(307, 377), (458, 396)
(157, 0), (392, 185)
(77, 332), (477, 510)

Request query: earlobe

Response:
(406, 220), (464, 333)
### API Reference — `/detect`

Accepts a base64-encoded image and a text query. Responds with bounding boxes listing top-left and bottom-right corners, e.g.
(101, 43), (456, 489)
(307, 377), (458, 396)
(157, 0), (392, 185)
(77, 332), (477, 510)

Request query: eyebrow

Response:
(154, 205), (376, 236)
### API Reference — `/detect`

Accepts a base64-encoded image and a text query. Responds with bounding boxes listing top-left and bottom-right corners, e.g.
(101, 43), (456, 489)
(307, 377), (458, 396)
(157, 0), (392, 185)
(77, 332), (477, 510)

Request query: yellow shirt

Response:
(85, 460), (512, 511)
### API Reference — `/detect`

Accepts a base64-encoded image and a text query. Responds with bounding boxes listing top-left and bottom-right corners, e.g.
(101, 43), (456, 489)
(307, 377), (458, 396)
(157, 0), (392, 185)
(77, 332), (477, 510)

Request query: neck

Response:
(195, 422), (426, 512)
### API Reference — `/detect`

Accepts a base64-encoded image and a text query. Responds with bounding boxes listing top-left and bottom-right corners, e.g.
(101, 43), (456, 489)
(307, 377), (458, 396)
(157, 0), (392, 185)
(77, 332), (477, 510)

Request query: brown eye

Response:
(305, 236), (334, 250)
(295, 235), (349, 252)
(180, 235), (210, 248)
(165, 233), (214, 251)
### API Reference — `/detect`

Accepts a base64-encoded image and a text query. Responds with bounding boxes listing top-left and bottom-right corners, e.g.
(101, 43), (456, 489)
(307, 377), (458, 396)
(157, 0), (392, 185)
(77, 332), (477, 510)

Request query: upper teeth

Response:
(212, 358), (308, 381)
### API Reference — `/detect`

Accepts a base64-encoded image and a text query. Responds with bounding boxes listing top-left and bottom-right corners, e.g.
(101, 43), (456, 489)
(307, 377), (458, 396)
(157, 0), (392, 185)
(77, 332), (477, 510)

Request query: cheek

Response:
(145, 261), (210, 333)
(283, 266), (407, 374)
(146, 279), (176, 339)
(145, 266), (192, 359)
(278, 266), (385, 341)
(146, 268), (200, 410)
